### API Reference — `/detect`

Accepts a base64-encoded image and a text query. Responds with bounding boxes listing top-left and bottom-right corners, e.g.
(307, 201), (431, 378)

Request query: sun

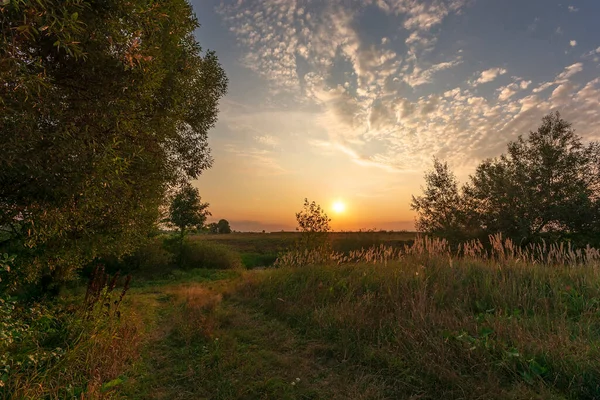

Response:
(332, 201), (346, 214)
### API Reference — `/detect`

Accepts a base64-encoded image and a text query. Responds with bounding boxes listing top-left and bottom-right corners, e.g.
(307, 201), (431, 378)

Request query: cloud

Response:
(217, 0), (600, 173)
(403, 57), (463, 87)
(472, 68), (507, 86)
(496, 79), (531, 102)
(568, 6), (579, 12)
(556, 63), (583, 81)
(223, 144), (288, 175)
(254, 134), (279, 147)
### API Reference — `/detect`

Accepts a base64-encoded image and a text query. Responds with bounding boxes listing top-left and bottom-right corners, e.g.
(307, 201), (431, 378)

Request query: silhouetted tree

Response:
(217, 219), (232, 234)
(207, 223), (219, 234)
(296, 198), (331, 250)
(464, 112), (599, 243)
(412, 112), (600, 245)
(411, 159), (469, 242)
(167, 185), (211, 242)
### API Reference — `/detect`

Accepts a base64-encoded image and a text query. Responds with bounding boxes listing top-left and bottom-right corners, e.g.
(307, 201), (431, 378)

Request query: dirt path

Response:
(120, 276), (389, 400)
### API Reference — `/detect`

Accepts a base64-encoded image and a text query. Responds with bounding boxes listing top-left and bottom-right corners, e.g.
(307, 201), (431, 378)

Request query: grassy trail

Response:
(120, 272), (384, 400)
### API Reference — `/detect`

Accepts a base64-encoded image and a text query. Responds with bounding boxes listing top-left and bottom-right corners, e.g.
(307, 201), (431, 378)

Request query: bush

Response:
(87, 237), (175, 280)
(125, 239), (174, 275)
(240, 253), (278, 269)
(1, 266), (140, 398)
(179, 241), (243, 270)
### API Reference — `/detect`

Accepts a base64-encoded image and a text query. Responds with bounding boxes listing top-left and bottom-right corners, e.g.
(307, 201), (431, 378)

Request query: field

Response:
(191, 231), (416, 269)
(4, 234), (600, 399)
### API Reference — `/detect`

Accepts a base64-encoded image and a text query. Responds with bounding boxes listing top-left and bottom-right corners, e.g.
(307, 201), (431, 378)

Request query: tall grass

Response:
(1, 267), (141, 399)
(275, 233), (600, 268)
(238, 235), (600, 399)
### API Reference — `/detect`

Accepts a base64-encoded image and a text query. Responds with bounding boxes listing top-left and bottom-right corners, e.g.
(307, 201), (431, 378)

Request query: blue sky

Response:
(190, 0), (600, 231)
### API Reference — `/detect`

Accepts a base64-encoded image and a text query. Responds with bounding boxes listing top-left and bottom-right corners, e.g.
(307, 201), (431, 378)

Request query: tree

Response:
(167, 185), (211, 242)
(464, 112), (599, 243)
(411, 112), (600, 245)
(296, 198), (331, 249)
(411, 159), (469, 241)
(206, 223), (219, 234)
(217, 219), (232, 234)
(0, 0), (227, 287)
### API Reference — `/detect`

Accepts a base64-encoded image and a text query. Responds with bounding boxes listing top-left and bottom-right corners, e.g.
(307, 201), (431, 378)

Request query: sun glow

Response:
(332, 201), (346, 214)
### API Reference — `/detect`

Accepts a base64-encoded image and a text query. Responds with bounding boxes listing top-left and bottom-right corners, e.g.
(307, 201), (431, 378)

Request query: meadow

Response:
(4, 234), (600, 399)
(192, 231), (416, 269)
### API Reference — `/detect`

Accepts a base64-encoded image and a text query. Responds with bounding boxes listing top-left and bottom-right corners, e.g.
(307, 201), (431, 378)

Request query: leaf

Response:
(505, 347), (520, 358)
(479, 327), (494, 338)
(101, 377), (125, 392)
(71, 12), (78, 20)
(529, 360), (548, 376)
(520, 371), (534, 385)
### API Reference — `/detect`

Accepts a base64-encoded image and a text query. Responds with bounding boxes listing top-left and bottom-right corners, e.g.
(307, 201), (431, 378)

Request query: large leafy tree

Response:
(465, 112), (599, 243)
(412, 112), (600, 245)
(0, 0), (227, 286)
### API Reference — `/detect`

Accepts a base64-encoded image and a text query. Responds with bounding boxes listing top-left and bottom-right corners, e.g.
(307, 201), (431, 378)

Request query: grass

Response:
(190, 231), (416, 269)
(1, 271), (143, 399)
(5, 234), (600, 399)
(118, 236), (600, 399)
(231, 238), (600, 399)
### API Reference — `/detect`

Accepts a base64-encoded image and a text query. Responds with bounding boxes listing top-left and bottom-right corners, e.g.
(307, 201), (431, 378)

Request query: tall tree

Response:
(465, 112), (598, 243)
(0, 0), (227, 286)
(412, 112), (600, 245)
(167, 185), (211, 242)
(411, 159), (468, 242)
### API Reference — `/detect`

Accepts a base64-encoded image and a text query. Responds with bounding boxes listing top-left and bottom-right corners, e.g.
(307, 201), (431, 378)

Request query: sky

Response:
(189, 0), (600, 232)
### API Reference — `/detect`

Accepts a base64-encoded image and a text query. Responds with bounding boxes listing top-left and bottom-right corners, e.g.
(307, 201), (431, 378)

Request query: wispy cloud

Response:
(223, 144), (288, 176)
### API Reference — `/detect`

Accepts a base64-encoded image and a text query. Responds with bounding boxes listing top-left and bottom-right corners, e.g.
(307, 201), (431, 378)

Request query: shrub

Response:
(125, 238), (175, 275)
(179, 241), (243, 270)
(1, 266), (140, 398)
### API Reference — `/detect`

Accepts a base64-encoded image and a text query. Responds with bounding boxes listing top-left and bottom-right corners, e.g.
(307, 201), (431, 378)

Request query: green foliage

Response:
(124, 239), (174, 275)
(167, 184), (211, 241)
(178, 241), (243, 270)
(206, 222), (219, 234)
(413, 112), (600, 245)
(1, 267), (139, 398)
(0, 0), (227, 287)
(411, 159), (469, 242)
(217, 219), (232, 234)
(240, 253), (278, 269)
